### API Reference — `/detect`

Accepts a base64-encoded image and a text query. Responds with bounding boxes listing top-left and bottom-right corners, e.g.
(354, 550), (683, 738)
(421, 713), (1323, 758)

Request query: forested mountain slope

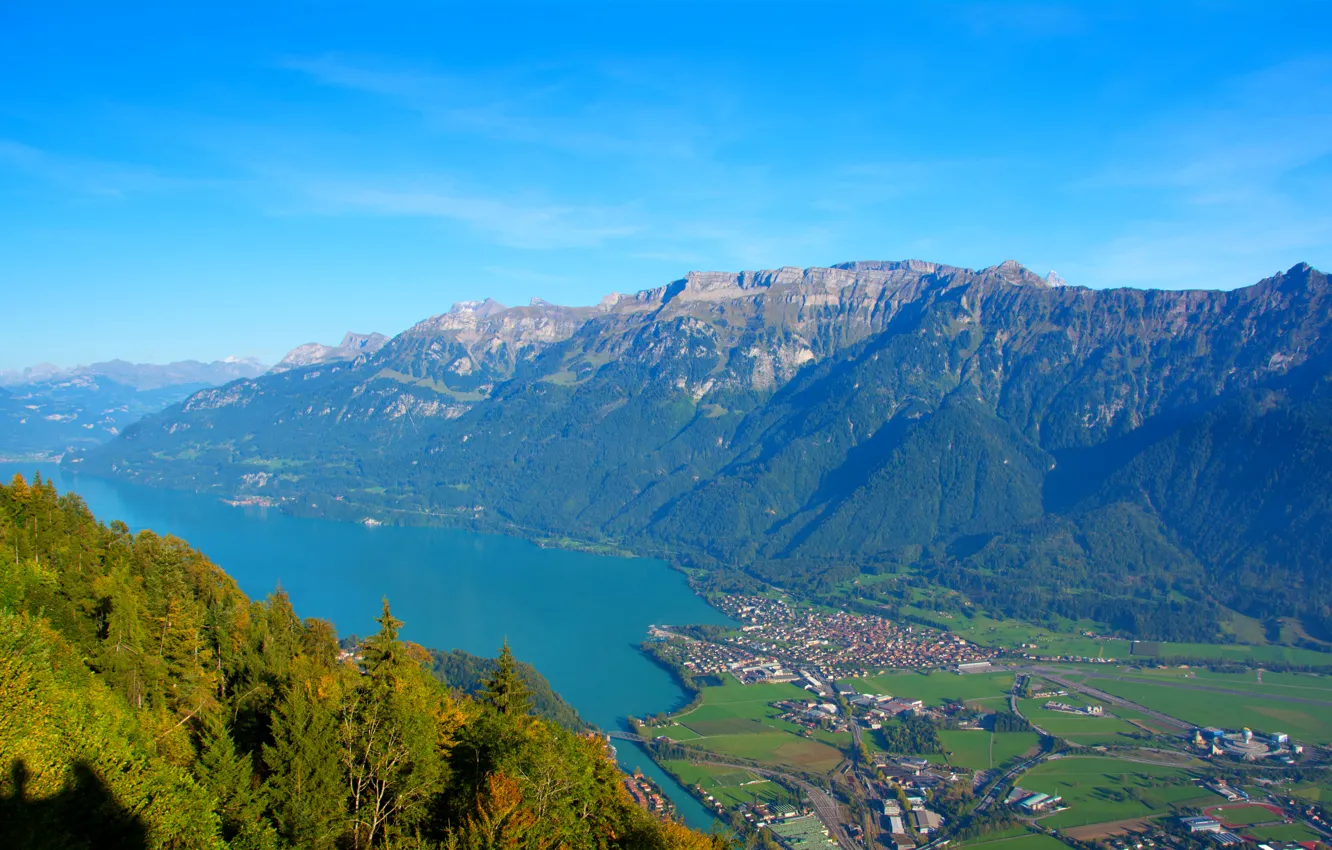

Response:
(71, 261), (1332, 640)
(0, 474), (719, 849)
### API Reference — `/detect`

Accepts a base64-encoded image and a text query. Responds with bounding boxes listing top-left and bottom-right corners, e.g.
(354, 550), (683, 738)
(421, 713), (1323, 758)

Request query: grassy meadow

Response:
(1084, 677), (1332, 744)
(1017, 756), (1199, 829)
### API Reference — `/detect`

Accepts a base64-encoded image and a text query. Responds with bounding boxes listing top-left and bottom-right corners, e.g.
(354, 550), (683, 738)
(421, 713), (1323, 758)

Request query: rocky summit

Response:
(70, 260), (1332, 640)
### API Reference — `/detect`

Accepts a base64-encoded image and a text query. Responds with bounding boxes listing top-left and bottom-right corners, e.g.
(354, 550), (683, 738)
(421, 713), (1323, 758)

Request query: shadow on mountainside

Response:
(0, 759), (147, 850)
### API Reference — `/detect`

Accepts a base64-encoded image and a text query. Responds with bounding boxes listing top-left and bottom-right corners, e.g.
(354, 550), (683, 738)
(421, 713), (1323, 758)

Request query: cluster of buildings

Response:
(1180, 815), (1244, 846)
(696, 595), (997, 680)
(621, 771), (673, 817)
(1191, 727), (1300, 762)
(1004, 786), (1065, 814)
(772, 698), (850, 733)
(1044, 701), (1106, 716)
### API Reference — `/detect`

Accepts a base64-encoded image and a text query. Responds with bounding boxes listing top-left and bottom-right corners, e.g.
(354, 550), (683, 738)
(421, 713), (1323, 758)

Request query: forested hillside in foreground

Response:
(0, 474), (721, 850)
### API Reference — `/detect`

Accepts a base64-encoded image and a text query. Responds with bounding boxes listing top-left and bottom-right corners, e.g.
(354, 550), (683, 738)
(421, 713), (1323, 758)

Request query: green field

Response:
(658, 760), (797, 808)
(856, 670), (1014, 706)
(680, 679), (817, 722)
(1291, 781), (1332, 803)
(1017, 698), (1145, 746)
(1017, 756), (1197, 828)
(991, 732), (1042, 766)
(939, 730), (993, 770)
(1095, 666), (1332, 700)
(937, 731), (1041, 770)
(1136, 642), (1332, 666)
(1212, 804), (1281, 826)
(663, 679), (847, 773)
(1086, 677), (1332, 743)
(956, 832), (1074, 850)
(654, 723), (702, 741)
(689, 733), (844, 772)
(1244, 823), (1324, 843)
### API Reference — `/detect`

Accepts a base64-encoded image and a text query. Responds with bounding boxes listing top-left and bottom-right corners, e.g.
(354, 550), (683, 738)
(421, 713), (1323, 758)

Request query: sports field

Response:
(1016, 756), (1198, 829)
(1085, 677), (1332, 744)
(1206, 804), (1283, 826)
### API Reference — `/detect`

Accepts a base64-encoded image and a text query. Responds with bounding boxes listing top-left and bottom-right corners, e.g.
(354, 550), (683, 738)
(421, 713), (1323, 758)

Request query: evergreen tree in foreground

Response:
(481, 640), (533, 719)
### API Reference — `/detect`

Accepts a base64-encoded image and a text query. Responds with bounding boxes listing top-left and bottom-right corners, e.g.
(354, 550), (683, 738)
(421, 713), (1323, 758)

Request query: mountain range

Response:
(69, 260), (1332, 641)
(268, 331), (389, 374)
(0, 357), (267, 459)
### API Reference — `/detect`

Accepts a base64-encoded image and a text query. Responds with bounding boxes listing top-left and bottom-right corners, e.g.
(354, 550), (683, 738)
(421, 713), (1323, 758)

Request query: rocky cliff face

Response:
(70, 260), (1332, 638)
(268, 332), (389, 374)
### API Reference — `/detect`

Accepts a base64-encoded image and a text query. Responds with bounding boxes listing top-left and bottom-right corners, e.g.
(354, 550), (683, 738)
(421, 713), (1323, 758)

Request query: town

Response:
(651, 595), (998, 686)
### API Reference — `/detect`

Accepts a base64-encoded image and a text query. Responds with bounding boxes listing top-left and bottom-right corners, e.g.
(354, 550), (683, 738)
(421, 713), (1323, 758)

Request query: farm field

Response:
(1130, 642), (1332, 666)
(939, 730), (992, 770)
(1016, 698), (1144, 746)
(1085, 678), (1332, 744)
(680, 679), (820, 722)
(938, 731), (1041, 770)
(655, 723), (702, 741)
(856, 670), (1014, 706)
(1291, 781), (1332, 803)
(896, 606), (1129, 661)
(954, 832), (1073, 850)
(688, 733), (844, 773)
(1100, 667), (1332, 700)
(657, 760), (797, 809)
(1017, 756), (1197, 828)
(955, 826), (1032, 847)
(655, 678), (849, 774)
(991, 732), (1042, 766)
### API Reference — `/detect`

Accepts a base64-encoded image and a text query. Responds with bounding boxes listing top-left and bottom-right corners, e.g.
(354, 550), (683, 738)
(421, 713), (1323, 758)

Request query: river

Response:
(0, 462), (728, 830)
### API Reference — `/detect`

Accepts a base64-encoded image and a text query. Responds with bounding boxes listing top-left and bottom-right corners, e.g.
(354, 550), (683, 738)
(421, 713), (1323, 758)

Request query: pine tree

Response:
(195, 711), (277, 850)
(480, 641), (531, 718)
(342, 600), (448, 848)
(264, 672), (345, 850)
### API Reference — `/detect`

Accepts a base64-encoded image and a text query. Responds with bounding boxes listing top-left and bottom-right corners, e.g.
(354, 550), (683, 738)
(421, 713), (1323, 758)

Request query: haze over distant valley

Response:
(0, 333), (385, 460)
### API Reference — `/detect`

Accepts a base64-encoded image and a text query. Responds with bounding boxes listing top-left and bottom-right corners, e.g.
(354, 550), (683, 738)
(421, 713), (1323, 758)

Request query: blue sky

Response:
(2, 2), (1330, 370)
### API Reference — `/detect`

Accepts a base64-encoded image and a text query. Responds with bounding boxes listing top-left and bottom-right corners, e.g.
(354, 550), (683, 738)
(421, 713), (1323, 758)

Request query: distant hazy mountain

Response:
(72, 261), (1332, 641)
(0, 357), (267, 459)
(268, 332), (389, 374)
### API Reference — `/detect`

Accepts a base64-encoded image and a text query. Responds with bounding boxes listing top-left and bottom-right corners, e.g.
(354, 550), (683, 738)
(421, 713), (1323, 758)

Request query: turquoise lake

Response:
(1, 462), (729, 830)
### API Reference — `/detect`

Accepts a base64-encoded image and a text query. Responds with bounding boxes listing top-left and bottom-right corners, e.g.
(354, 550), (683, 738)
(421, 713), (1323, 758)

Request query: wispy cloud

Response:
(288, 177), (642, 249)
(282, 54), (723, 160)
(0, 139), (183, 197)
(1069, 56), (1332, 288)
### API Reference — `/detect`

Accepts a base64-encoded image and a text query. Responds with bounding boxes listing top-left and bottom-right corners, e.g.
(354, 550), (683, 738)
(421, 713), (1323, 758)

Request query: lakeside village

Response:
(649, 595), (999, 685)
(623, 596), (1331, 850)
